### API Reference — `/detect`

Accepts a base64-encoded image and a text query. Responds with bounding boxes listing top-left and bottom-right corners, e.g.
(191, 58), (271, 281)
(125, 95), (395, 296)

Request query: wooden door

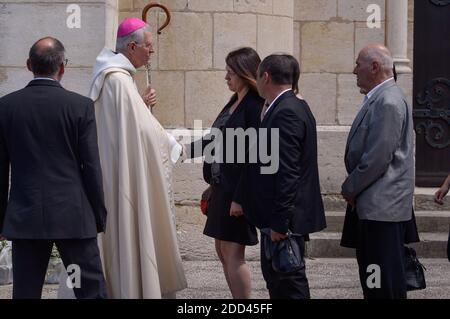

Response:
(413, 0), (450, 186)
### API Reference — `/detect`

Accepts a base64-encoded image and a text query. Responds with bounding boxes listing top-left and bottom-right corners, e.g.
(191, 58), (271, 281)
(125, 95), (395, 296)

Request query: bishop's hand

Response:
(142, 86), (157, 108)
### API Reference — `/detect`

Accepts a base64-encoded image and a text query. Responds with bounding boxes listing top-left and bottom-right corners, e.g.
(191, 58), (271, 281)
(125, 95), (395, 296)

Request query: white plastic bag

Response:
(0, 241), (13, 285)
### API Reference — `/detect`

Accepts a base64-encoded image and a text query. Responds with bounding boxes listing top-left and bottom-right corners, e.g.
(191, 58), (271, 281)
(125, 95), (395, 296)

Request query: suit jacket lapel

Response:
(227, 90), (252, 124)
(345, 99), (371, 155)
(261, 90), (295, 126)
(345, 80), (397, 156)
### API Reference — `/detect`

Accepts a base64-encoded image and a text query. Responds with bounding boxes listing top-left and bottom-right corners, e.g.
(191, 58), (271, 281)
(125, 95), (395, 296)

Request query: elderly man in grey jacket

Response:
(340, 44), (415, 299)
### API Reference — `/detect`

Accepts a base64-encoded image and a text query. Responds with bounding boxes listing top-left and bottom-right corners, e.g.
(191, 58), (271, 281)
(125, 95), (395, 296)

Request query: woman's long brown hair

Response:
(225, 47), (261, 92)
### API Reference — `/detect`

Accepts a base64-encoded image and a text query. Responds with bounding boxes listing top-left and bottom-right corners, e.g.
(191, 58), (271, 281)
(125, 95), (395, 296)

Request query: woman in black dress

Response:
(187, 47), (264, 298)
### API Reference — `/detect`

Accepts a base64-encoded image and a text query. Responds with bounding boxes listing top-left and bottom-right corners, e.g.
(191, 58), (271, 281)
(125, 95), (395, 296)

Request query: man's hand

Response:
(142, 86), (157, 108)
(229, 201), (243, 217)
(435, 184), (449, 205)
(342, 193), (356, 209)
(271, 230), (288, 242)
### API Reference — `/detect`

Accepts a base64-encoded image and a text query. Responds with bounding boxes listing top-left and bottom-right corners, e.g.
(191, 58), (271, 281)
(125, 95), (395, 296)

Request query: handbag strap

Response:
(405, 246), (427, 271)
(261, 228), (303, 237)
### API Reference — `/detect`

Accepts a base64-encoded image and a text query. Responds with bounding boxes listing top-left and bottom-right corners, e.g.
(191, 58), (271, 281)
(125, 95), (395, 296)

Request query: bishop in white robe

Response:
(87, 18), (187, 299)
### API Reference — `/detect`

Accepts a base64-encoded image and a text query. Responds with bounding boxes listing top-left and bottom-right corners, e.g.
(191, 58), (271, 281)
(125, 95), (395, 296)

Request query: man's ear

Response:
(26, 59), (33, 72)
(58, 62), (65, 78)
(264, 72), (270, 84)
(371, 61), (380, 74)
(127, 42), (136, 53)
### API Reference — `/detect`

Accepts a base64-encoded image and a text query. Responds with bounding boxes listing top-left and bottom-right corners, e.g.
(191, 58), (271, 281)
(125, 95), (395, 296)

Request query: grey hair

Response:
(115, 24), (151, 52)
(365, 45), (394, 71)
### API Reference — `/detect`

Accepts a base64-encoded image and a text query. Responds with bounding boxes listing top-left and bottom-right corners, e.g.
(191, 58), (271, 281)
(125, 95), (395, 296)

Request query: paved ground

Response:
(1, 223), (449, 299)
(178, 223), (450, 298)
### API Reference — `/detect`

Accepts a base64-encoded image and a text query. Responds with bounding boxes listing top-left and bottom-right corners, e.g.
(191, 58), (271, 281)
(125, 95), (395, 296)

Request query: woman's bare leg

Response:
(220, 241), (251, 299)
(215, 239), (232, 291)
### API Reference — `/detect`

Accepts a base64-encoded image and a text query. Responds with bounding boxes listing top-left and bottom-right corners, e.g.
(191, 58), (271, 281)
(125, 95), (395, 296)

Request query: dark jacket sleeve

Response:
(78, 100), (107, 233)
(0, 127), (9, 234)
(232, 96), (263, 205)
(270, 108), (305, 234)
(186, 98), (235, 159)
(186, 135), (213, 159)
(232, 173), (245, 205)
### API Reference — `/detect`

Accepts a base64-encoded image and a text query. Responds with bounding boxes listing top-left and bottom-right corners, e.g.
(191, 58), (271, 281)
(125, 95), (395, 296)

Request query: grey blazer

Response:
(341, 79), (414, 222)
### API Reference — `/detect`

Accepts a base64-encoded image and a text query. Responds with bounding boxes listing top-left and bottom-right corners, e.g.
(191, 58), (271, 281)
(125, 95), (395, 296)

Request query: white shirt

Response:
(359, 77), (394, 110)
(366, 77), (394, 100)
(264, 88), (292, 116)
(32, 77), (56, 81)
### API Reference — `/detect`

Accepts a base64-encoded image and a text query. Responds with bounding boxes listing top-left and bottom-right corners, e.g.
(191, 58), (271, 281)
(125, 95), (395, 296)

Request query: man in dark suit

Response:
(340, 44), (415, 299)
(0, 37), (108, 298)
(247, 54), (326, 299)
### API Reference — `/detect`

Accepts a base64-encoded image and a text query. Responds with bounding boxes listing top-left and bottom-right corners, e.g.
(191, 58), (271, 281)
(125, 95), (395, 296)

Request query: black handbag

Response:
(404, 246), (426, 291)
(261, 228), (305, 274)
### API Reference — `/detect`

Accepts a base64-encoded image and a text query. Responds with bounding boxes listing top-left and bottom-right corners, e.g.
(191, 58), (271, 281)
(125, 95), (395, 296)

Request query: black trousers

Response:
(355, 219), (407, 299)
(12, 238), (107, 299)
(260, 232), (310, 299)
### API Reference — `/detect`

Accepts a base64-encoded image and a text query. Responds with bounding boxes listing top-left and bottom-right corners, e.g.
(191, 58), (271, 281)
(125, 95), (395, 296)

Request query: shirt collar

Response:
(32, 77), (57, 81)
(366, 77), (394, 100)
(264, 88), (292, 115)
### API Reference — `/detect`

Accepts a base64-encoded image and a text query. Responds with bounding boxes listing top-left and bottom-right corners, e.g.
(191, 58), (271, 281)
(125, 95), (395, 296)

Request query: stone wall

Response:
(294, 0), (414, 127)
(291, 0), (414, 198)
(119, 0), (414, 203)
(120, 0), (294, 129)
(0, 0), (118, 96)
(0, 0), (415, 205)
(119, 0), (297, 204)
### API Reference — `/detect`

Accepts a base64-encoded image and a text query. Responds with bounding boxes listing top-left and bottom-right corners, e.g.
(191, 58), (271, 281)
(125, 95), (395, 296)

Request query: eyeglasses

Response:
(133, 42), (153, 51)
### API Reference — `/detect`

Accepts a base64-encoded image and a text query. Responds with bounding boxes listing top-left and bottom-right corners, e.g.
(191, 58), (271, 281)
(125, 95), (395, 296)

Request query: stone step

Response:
(176, 187), (450, 226)
(307, 232), (448, 259)
(322, 188), (450, 212)
(176, 206), (450, 234)
(178, 224), (448, 261)
(325, 211), (450, 233)
(414, 187), (450, 211)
